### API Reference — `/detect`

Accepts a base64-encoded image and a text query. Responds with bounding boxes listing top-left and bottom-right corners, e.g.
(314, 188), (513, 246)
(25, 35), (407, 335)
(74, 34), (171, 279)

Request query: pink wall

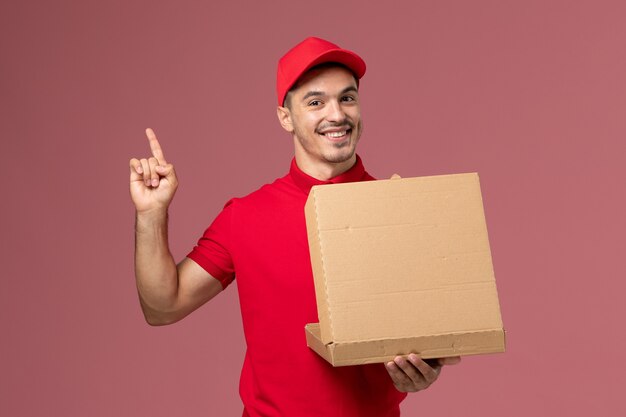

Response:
(2, 1), (624, 415)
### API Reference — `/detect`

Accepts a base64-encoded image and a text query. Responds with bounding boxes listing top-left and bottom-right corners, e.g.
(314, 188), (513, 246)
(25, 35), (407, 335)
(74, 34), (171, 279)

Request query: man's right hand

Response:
(129, 128), (178, 213)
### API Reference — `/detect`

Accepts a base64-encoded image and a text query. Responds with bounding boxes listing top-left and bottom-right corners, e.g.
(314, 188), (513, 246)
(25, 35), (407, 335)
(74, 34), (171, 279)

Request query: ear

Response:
(276, 106), (294, 133)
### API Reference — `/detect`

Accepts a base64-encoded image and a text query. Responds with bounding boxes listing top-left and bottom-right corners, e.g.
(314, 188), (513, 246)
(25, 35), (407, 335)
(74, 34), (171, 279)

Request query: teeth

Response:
(325, 131), (347, 138)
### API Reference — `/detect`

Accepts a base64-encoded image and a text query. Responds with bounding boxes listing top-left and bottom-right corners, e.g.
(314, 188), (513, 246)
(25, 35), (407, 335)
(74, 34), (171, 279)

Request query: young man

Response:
(129, 37), (460, 417)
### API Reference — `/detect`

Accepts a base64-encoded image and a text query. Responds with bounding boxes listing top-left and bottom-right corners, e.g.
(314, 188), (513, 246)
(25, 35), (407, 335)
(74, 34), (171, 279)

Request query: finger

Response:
(148, 157), (160, 187)
(408, 354), (439, 384)
(438, 356), (462, 366)
(129, 158), (143, 181)
(424, 359), (442, 372)
(140, 158), (151, 186)
(385, 361), (412, 388)
(395, 356), (424, 385)
(424, 358), (443, 376)
(145, 128), (167, 165)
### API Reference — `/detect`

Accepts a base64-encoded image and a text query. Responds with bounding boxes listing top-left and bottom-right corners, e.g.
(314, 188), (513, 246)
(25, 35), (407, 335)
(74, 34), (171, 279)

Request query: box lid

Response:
(304, 173), (503, 347)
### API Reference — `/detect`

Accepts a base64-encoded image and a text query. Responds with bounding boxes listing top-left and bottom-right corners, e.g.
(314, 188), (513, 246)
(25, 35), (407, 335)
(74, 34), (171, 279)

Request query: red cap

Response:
(276, 37), (366, 106)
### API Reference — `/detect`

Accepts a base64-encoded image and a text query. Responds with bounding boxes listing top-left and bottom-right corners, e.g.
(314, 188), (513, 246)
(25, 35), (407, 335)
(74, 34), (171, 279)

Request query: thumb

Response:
(156, 163), (178, 183)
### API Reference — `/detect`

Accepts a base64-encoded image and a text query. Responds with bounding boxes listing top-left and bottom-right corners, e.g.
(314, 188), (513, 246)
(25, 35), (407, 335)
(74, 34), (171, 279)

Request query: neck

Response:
(293, 149), (357, 180)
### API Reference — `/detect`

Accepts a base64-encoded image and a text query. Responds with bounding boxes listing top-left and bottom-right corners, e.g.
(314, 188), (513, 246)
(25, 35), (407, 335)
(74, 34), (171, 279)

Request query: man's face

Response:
(280, 65), (362, 169)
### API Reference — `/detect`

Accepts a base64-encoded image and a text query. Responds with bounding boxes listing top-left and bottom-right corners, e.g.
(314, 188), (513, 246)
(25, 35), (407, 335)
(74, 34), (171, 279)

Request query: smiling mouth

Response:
(320, 129), (351, 141)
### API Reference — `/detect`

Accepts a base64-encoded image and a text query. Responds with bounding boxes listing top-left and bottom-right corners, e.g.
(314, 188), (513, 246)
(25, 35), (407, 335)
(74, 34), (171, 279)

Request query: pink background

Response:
(2, 1), (624, 415)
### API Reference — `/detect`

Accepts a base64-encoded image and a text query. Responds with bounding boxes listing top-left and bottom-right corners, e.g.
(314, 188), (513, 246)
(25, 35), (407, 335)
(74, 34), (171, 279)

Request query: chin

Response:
(323, 147), (356, 164)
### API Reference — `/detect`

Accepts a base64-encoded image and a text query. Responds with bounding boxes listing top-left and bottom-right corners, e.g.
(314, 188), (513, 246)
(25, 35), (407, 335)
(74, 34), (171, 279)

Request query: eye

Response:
(308, 100), (322, 106)
(341, 95), (356, 102)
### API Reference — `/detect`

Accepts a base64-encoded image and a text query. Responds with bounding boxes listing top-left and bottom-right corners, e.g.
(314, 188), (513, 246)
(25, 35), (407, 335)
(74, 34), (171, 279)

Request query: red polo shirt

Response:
(187, 156), (407, 417)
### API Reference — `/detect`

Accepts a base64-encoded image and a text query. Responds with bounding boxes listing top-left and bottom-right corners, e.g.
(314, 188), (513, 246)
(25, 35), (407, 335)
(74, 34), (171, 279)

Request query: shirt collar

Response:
(289, 154), (371, 195)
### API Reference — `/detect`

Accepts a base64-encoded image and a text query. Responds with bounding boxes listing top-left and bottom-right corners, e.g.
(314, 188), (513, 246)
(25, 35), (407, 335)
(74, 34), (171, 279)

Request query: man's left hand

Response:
(385, 354), (461, 393)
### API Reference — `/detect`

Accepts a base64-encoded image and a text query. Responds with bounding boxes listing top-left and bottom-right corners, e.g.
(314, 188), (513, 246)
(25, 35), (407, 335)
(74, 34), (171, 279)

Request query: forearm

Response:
(134, 208), (180, 322)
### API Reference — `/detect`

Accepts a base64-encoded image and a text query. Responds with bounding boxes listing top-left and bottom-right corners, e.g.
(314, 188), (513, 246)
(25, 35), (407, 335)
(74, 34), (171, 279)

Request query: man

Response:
(129, 37), (460, 417)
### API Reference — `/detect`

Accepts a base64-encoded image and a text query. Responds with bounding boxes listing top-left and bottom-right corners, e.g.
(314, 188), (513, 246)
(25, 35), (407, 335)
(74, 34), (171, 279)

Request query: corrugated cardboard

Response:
(304, 173), (505, 366)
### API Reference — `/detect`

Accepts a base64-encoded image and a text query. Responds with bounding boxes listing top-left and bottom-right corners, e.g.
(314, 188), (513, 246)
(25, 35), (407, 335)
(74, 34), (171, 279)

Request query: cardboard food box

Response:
(304, 173), (505, 366)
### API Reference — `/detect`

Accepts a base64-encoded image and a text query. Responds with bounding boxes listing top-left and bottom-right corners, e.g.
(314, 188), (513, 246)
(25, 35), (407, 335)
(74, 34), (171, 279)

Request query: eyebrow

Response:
(301, 86), (359, 102)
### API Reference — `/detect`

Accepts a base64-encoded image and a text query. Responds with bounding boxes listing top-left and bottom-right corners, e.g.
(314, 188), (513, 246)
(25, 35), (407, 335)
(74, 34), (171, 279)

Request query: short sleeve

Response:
(186, 199), (236, 289)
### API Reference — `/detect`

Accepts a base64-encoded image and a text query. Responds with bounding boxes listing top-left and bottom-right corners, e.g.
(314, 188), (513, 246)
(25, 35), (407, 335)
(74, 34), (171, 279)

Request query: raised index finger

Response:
(145, 128), (167, 165)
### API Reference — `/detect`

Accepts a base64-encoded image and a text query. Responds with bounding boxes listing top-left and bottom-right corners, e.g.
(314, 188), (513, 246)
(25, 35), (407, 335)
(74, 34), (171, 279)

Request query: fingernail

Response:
(145, 179), (150, 186)
(152, 179), (159, 187)
(137, 167), (143, 174)
(409, 354), (418, 361)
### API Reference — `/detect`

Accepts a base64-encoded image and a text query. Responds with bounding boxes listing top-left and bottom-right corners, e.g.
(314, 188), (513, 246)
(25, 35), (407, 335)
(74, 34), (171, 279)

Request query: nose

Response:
(325, 99), (346, 123)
